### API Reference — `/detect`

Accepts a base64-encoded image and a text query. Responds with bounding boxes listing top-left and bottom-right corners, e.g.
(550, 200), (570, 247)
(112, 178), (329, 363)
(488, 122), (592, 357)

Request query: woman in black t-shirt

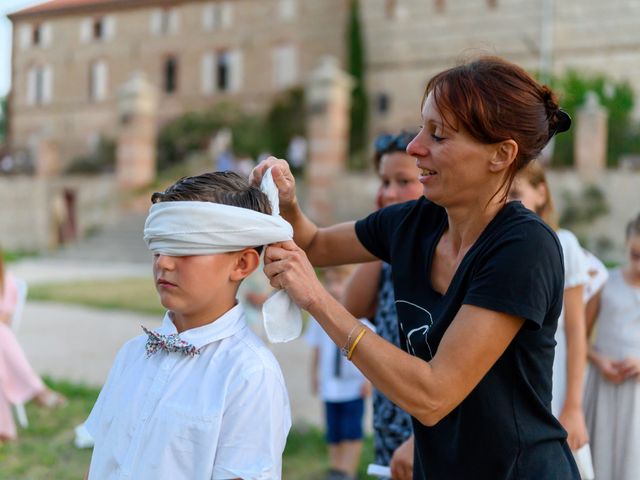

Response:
(252, 56), (579, 480)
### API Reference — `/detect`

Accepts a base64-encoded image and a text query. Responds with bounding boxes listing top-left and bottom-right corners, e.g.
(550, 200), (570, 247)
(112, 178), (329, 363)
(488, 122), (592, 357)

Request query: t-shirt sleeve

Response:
(558, 230), (589, 290)
(583, 250), (609, 301)
(463, 225), (563, 330)
(355, 201), (416, 264)
(212, 366), (291, 479)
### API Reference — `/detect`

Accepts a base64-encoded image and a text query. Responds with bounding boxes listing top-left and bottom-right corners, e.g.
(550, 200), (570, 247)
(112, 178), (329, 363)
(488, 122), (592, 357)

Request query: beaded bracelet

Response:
(340, 324), (360, 357)
(347, 328), (367, 361)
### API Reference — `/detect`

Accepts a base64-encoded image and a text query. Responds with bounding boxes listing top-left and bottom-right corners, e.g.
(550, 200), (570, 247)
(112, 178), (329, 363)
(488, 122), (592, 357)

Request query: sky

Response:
(0, 0), (46, 97)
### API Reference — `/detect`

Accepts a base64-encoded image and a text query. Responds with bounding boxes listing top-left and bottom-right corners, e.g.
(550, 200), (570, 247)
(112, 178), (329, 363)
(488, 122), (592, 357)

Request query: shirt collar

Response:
(156, 303), (247, 350)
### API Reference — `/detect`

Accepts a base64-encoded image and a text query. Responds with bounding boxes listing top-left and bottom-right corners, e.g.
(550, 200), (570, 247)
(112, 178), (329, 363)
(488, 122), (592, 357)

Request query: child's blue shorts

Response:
(324, 398), (364, 444)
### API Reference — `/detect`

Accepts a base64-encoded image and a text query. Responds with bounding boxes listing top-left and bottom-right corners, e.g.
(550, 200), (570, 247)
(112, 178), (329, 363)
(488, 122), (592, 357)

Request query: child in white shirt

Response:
(85, 171), (291, 480)
(306, 266), (372, 480)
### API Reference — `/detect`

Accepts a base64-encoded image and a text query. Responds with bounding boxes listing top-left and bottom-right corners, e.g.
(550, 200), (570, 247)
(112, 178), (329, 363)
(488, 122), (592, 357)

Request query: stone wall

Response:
(362, 0), (640, 137)
(0, 175), (118, 251)
(9, 0), (347, 170)
(547, 169), (640, 263)
(308, 168), (640, 264)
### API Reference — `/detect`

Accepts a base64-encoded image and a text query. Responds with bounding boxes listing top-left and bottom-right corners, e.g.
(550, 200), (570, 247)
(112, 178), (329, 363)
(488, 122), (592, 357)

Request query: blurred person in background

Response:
(307, 265), (372, 480)
(342, 131), (423, 480)
(584, 212), (640, 480)
(0, 249), (66, 442)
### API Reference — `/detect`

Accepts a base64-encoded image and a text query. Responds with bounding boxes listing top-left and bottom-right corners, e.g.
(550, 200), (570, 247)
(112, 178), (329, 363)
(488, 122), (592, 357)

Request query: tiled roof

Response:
(9, 0), (146, 18)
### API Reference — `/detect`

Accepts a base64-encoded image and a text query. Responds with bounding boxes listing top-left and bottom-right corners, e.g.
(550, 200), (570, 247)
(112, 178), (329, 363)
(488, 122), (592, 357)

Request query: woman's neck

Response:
(444, 198), (506, 255)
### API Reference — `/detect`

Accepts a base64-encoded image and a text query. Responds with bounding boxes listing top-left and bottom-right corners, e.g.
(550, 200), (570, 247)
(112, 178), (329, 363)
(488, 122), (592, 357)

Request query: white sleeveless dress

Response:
(584, 268), (640, 480)
(551, 229), (589, 416)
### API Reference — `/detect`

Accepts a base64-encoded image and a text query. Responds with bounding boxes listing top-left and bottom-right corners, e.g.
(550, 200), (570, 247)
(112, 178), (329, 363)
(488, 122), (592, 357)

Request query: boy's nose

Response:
(154, 254), (175, 270)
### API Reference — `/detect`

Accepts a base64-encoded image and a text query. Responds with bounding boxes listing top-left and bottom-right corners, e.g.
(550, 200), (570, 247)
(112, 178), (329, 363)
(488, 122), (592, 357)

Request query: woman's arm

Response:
(265, 241), (525, 426)
(559, 284), (589, 450)
(0, 312), (11, 326)
(342, 261), (382, 319)
(250, 158), (377, 266)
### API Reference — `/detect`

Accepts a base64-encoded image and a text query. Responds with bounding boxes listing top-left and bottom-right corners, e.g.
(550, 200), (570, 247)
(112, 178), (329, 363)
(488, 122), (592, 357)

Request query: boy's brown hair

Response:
(151, 171), (272, 215)
(151, 171), (272, 253)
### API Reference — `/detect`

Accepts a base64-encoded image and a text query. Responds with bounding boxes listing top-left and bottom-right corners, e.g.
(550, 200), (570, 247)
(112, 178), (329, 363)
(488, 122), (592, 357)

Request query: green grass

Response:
(2, 250), (38, 264)
(1, 379), (374, 479)
(0, 378), (98, 480)
(28, 278), (164, 316)
(284, 426), (374, 479)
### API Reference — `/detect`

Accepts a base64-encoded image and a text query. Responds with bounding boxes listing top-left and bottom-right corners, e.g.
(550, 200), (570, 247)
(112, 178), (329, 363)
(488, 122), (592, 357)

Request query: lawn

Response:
(0, 379), (374, 479)
(28, 278), (165, 316)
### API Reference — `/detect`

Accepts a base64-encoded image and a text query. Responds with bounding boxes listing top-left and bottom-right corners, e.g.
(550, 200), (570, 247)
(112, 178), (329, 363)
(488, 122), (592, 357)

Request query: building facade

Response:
(8, 0), (347, 169)
(9, 0), (640, 169)
(362, 0), (640, 136)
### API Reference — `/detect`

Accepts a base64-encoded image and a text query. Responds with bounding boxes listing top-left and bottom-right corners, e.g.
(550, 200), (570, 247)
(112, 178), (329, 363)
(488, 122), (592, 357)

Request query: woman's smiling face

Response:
(406, 92), (501, 208)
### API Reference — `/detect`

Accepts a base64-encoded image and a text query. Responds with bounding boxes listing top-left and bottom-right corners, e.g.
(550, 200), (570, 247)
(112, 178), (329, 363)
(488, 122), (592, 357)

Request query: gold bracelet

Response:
(347, 328), (367, 361)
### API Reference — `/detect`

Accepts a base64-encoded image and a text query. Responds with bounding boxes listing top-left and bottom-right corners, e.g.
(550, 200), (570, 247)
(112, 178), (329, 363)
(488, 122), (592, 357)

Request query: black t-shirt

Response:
(355, 198), (579, 480)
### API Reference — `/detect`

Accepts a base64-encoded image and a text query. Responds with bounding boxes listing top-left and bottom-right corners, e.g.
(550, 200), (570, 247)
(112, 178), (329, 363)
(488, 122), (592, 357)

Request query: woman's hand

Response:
(390, 436), (414, 480)
(612, 357), (640, 380)
(249, 156), (298, 213)
(558, 406), (589, 451)
(263, 240), (327, 311)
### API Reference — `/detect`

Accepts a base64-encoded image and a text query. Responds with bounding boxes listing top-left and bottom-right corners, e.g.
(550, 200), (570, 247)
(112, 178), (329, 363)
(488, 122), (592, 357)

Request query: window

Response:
(151, 8), (179, 35)
(217, 52), (230, 91)
(27, 65), (52, 105)
(164, 57), (178, 94)
(89, 60), (108, 101)
(272, 44), (298, 89)
(20, 23), (51, 48)
(201, 50), (242, 93)
(278, 0), (297, 21)
(376, 93), (390, 115)
(80, 16), (114, 42)
(93, 18), (104, 39)
(202, 2), (233, 30)
(32, 24), (41, 45)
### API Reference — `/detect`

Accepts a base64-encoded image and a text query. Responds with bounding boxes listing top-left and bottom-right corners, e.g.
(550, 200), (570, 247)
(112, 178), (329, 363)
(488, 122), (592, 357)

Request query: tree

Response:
(346, 0), (368, 168)
(550, 71), (638, 167)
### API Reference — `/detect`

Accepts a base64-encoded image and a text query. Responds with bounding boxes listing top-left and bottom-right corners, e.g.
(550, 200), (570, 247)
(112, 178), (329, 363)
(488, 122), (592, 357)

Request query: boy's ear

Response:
(229, 248), (261, 282)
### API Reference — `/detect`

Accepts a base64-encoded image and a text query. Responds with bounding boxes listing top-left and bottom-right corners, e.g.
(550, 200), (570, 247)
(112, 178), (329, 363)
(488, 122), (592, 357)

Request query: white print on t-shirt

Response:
(396, 299), (434, 359)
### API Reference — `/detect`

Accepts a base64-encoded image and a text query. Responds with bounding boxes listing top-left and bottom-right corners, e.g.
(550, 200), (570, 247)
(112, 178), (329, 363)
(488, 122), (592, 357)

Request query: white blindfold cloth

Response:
(143, 168), (302, 343)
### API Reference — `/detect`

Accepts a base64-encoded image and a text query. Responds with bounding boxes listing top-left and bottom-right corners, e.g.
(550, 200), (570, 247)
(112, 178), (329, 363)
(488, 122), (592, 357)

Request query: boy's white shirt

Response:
(85, 304), (291, 480)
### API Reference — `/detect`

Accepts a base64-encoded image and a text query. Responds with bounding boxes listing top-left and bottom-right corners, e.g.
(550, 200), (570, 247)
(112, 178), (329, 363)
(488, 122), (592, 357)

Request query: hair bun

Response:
(541, 86), (571, 140)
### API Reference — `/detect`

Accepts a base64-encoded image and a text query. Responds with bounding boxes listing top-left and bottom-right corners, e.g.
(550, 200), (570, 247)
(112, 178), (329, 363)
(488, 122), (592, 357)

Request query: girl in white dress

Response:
(509, 163), (592, 463)
(584, 213), (640, 480)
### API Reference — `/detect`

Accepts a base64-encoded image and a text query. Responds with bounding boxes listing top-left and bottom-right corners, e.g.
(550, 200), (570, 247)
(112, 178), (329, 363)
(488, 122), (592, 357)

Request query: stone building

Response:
(362, 0), (640, 135)
(8, 0), (348, 170)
